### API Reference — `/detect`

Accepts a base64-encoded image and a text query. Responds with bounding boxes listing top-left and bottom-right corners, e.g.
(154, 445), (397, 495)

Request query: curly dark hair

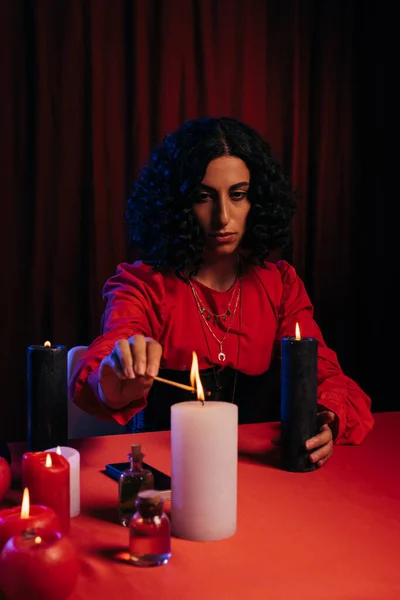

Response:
(125, 116), (297, 272)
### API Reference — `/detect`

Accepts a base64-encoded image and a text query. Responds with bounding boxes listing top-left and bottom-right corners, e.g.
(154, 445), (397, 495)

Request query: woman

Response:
(70, 117), (373, 468)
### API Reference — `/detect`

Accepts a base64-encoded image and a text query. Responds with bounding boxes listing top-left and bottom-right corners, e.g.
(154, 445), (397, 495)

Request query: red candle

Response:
(0, 456), (11, 501)
(0, 488), (61, 551)
(0, 529), (79, 600)
(22, 451), (70, 533)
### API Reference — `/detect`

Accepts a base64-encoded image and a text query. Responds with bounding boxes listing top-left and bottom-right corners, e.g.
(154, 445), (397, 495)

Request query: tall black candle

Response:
(280, 327), (318, 472)
(27, 342), (68, 451)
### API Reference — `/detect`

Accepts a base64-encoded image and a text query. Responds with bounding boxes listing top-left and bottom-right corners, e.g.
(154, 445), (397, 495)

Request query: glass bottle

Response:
(129, 489), (171, 566)
(118, 444), (154, 526)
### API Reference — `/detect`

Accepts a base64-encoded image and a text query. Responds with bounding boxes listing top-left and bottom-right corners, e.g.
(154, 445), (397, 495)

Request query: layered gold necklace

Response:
(184, 272), (241, 362)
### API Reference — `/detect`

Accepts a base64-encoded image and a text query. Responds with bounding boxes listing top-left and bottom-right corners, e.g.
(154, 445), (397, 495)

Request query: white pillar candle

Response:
(171, 401), (238, 541)
(46, 446), (80, 517)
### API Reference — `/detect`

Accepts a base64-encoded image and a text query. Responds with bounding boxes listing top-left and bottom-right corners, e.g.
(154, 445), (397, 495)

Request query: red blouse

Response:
(69, 260), (374, 444)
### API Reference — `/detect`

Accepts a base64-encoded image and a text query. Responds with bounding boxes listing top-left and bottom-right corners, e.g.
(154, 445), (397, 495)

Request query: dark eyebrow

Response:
(199, 181), (250, 193)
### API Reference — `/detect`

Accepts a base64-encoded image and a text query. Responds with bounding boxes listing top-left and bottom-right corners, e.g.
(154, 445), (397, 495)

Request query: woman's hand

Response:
(98, 335), (162, 410)
(305, 410), (337, 467)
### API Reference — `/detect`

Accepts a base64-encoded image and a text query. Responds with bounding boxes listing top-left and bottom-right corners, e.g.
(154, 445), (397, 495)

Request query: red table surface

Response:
(3, 412), (400, 600)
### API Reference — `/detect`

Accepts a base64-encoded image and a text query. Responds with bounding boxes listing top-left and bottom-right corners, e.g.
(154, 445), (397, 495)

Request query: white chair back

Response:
(68, 346), (126, 438)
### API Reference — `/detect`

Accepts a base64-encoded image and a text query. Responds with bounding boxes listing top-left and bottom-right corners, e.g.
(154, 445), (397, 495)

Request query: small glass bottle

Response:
(118, 444), (154, 526)
(129, 489), (171, 566)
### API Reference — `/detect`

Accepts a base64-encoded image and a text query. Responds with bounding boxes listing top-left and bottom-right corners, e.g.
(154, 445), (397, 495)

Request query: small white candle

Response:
(171, 400), (238, 541)
(46, 446), (80, 517)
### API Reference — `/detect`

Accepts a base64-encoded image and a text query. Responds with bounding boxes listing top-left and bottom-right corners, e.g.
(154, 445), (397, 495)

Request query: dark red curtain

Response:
(0, 0), (386, 441)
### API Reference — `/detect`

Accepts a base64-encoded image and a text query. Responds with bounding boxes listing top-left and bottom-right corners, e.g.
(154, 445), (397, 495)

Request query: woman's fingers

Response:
(306, 423), (333, 466)
(146, 338), (162, 377)
(317, 410), (335, 426)
(103, 340), (129, 379)
(129, 334), (147, 376)
(315, 451), (333, 468)
(110, 339), (132, 378)
(100, 335), (162, 410)
(305, 423), (332, 450)
(108, 335), (163, 379)
(317, 409), (339, 440)
(126, 335), (162, 377)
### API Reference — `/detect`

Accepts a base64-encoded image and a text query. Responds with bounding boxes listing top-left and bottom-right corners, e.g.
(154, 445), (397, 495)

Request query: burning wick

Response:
(20, 488), (30, 519)
(44, 340), (51, 347)
(295, 322), (301, 341)
(45, 454), (52, 468)
(190, 351), (205, 405)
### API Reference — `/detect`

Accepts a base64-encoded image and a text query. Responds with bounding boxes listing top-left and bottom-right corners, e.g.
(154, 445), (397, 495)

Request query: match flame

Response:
(56, 446), (61, 455)
(295, 322), (301, 341)
(34, 536), (42, 545)
(20, 488), (30, 519)
(45, 453), (52, 467)
(44, 341), (51, 347)
(190, 351), (205, 402)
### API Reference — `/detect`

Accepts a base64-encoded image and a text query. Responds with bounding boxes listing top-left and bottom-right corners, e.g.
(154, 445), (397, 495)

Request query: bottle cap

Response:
(130, 444), (142, 459)
(137, 490), (162, 505)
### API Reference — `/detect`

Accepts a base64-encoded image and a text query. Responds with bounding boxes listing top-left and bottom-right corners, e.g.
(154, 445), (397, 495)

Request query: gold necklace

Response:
(188, 275), (243, 404)
(187, 276), (241, 362)
(189, 277), (239, 323)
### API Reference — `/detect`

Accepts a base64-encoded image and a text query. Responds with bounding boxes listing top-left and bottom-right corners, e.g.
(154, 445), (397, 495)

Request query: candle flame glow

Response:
(190, 351), (205, 402)
(56, 446), (61, 455)
(295, 322), (301, 341)
(44, 341), (51, 347)
(34, 536), (42, 545)
(20, 488), (30, 519)
(45, 453), (52, 467)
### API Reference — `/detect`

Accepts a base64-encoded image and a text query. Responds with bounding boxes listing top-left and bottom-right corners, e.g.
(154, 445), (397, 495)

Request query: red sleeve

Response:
(68, 262), (165, 425)
(276, 260), (374, 445)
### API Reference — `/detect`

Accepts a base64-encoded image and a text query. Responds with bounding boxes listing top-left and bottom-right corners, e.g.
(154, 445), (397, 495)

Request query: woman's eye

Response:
(231, 191), (247, 201)
(195, 193), (211, 203)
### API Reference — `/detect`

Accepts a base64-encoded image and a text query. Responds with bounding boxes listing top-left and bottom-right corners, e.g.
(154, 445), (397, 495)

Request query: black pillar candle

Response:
(280, 333), (318, 472)
(27, 343), (68, 451)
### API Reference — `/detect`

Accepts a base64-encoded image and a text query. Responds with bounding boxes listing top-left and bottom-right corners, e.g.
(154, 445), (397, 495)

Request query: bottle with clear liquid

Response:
(129, 489), (171, 566)
(118, 444), (154, 526)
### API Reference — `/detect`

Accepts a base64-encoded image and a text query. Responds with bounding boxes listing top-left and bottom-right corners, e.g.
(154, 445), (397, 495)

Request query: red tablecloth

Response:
(3, 412), (400, 600)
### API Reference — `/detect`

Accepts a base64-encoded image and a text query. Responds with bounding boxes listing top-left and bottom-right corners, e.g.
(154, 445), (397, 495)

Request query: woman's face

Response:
(192, 156), (251, 257)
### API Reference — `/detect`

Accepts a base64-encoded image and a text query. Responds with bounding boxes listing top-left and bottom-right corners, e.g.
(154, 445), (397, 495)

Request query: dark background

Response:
(0, 0), (388, 441)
